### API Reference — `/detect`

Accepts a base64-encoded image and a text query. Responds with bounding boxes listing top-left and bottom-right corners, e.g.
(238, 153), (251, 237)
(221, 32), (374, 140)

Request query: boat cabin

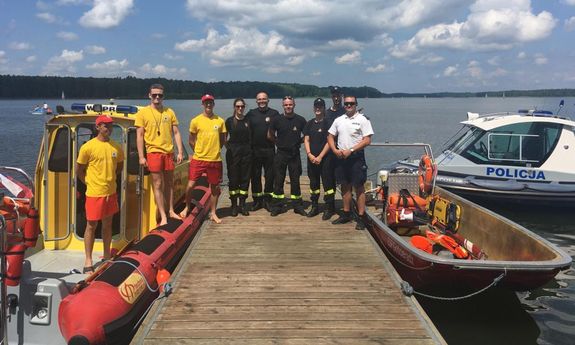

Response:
(35, 103), (189, 254)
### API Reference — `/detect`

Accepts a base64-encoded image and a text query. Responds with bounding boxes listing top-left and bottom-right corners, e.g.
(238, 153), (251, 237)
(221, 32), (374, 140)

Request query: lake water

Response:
(1, 97), (574, 344)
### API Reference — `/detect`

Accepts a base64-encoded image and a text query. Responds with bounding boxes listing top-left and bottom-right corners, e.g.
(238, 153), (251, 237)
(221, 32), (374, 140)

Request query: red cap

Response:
(95, 115), (113, 125)
(201, 94), (215, 103)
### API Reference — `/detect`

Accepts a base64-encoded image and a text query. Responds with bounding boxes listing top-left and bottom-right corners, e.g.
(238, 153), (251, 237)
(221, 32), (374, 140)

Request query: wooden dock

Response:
(132, 182), (444, 344)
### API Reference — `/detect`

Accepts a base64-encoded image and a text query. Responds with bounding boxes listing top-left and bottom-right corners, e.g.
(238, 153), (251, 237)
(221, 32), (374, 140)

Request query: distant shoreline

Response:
(1, 75), (574, 99)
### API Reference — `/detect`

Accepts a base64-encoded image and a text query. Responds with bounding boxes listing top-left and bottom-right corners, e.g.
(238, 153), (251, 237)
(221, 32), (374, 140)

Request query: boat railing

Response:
(0, 167), (35, 205)
(1, 213), (8, 345)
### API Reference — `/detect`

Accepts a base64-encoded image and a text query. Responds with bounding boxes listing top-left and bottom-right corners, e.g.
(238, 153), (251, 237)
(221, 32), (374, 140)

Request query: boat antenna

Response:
(556, 99), (564, 115)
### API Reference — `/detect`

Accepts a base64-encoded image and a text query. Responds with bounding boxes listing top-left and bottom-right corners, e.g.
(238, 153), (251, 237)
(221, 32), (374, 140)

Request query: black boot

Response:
(230, 198), (238, 217)
(251, 197), (263, 211)
(322, 201), (335, 221)
(307, 201), (319, 218)
(263, 195), (272, 211)
(239, 198), (250, 216)
(332, 211), (352, 224)
(293, 201), (307, 216)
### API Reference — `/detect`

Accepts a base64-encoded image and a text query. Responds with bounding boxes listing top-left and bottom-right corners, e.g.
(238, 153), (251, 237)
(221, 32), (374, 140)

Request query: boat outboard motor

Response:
(378, 170), (389, 219)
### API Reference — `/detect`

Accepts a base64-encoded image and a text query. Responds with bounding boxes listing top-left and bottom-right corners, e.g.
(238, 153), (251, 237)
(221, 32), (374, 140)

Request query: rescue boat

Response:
(431, 106), (575, 206)
(1, 103), (210, 345)
(363, 143), (572, 295)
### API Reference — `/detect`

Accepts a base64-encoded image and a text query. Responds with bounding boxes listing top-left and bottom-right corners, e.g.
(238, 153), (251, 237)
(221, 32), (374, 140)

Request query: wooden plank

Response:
(133, 179), (444, 345)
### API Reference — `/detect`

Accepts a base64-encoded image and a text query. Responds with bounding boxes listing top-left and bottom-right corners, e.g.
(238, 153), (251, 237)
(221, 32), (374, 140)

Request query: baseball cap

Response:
(313, 98), (326, 107)
(201, 94), (215, 103)
(95, 115), (113, 125)
(330, 86), (342, 94)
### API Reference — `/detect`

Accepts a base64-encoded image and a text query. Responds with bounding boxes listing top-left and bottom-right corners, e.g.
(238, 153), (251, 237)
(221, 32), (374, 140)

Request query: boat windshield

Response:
(449, 122), (562, 167)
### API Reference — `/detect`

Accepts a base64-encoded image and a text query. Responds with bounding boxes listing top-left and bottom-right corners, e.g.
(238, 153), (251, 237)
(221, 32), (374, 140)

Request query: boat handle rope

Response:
(400, 269), (507, 301)
(105, 260), (174, 330)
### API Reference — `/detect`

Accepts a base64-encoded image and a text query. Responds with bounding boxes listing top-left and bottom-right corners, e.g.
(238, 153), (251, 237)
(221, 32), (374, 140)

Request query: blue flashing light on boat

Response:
(517, 109), (554, 116)
(71, 103), (138, 114)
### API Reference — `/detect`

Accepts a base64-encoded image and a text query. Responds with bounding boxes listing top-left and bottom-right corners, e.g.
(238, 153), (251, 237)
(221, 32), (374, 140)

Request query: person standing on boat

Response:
(304, 98), (336, 219)
(181, 94), (227, 223)
(326, 86), (345, 122)
(245, 92), (280, 211)
(76, 115), (124, 274)
(328, 95), (373, 230)
(268, 96), (307, 217)
(135, 83), (184, 225)
(225, 98), (252, 217)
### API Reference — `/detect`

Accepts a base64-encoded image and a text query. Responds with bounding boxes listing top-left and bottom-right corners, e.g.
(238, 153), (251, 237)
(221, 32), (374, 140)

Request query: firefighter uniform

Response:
(246, 107), (280, 210)
(270, 112), (307, 216)
(225, 115), (252, 216)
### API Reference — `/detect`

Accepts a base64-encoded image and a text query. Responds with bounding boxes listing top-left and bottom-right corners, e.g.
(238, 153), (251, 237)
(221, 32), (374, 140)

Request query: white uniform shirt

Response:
(328, 112), (374, 150)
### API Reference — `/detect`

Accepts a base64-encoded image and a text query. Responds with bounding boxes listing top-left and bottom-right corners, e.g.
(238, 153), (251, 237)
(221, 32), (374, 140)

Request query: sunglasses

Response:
(235, 105), (245, 108)
(151, 93), (164, 98)
(203, 101), (214, 105)
(344, 102), (356, 107)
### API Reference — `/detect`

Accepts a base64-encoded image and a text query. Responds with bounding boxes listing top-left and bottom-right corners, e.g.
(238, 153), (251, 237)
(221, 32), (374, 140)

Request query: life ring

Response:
(418, 154), (435, 196)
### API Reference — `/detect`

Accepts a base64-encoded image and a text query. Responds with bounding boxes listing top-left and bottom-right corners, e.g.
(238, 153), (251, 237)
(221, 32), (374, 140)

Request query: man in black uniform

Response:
(326, 86), (345, 124)
(225, 98), (251, 216)
(303, 98), (336, 220)
(268, 96), (307, 216)
(245, 91), (280, 211)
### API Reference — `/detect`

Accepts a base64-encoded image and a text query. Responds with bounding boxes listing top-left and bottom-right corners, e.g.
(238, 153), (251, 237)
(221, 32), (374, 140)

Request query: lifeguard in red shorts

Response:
(135, 83), (184, 225)
(76, 115), (124, 274)
(181, 94), (227, 223)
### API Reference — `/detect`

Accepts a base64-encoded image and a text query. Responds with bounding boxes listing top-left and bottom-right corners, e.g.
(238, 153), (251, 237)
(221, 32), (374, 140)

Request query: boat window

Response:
(460, 122), (562, 167)
(446, 127), (484, 155)
(127, 128), (140, 175)
(48, 127), (71, 172)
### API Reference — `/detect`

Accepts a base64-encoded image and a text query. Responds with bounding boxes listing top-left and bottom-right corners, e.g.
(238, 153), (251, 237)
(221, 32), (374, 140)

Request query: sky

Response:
(1, 0), (575, 93)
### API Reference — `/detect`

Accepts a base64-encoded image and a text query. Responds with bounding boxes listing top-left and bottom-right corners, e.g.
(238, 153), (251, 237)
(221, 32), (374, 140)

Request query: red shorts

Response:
(85, 194), (119, 221)
(189, 159), (222, 185)
(147, 152), (175, 173)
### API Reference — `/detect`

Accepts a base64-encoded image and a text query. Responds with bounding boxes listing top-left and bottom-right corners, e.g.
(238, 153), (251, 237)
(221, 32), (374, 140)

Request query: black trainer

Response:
(322, 209), (335, 221)
(231, 205), (239, 217)
(332, 213), (352, 225)
(294, 206), (307, 216)
(355, 219), (366, 230)
(307, 205), (319, 217)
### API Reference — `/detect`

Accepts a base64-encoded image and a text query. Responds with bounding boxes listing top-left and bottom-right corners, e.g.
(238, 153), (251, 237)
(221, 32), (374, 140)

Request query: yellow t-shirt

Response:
(189, 113), (227, 162)
(77, 138), (124, 197)
(134, 106), (179, 154)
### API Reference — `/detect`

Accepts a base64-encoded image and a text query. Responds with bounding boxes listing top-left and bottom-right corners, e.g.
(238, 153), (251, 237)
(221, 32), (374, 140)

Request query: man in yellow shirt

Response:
(181, 94), (227, 223)
(135, 83), (184, 225)
(76, 115), (124, 274)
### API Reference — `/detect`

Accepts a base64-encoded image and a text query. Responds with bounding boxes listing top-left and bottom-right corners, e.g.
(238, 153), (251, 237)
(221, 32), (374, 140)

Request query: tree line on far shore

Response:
(1, 75), (574, 99)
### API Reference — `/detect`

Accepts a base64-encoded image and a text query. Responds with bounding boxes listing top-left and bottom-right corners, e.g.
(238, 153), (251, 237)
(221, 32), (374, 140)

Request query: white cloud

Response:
(0, 51), (7, 64)
(9, 42), (31, 50)
(444, 65), (459, 77)
(335, 50), (361, 64)
(175, 26), (303, 71)
(57, 31), (79, 41)
(517, 51), (527, 59)
(26, 56), (37, 63)
(390, 0), (556, 58)
(42, 49), (84, 75)
(409, 53), (444, 65)
(164, 53), (183, 60)
(563, 0), (575, 5)
(36, 12), (57, 23)
(320, 39), (364, 51)
(312, 71), (321, 76)
(86, 59), (129, 70)
(565, 17), (575, 31)
(534, 53), (548, 65)
(79, 0), (134, 29)
(366, 64), (387, 73)
(139, 63), (187, 78)
(57, 0), (90, 5)
(85, 46), (106, 54)
(487, 56), (500, 66)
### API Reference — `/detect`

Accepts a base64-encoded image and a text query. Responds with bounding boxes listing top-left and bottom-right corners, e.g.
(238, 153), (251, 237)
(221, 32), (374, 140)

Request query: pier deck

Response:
(132, 183), (444, 344)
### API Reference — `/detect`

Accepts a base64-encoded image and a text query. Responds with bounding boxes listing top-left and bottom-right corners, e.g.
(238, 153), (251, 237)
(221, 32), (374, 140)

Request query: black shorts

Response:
(335, 153), (367, 186)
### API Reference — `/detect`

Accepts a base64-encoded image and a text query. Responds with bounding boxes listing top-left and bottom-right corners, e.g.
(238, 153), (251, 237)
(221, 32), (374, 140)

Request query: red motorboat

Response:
(362, 143), (572, 296)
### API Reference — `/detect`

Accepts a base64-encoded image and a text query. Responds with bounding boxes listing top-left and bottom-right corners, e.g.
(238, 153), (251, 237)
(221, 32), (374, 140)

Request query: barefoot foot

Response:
(169, 211), (183, 220)
(179, 207), (188, 219)
(210, 213), (222, 224)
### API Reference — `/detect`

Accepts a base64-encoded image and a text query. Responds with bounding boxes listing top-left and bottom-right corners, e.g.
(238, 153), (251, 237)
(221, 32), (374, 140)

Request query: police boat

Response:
(432, 106), (575, 206)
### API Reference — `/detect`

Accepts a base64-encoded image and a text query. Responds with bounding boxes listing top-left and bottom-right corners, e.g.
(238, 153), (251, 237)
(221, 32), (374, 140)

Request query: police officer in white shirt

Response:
(327, 95), (374, 230)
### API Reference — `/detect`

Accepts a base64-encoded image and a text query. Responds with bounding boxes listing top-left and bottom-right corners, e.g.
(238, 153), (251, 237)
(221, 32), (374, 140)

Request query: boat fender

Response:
(23, 207), (40, 248)
(418, 155), (436, 197)
(4, 243), (26, 286)
(447, 231), (487, 260)
(156, 268), (171, 294)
